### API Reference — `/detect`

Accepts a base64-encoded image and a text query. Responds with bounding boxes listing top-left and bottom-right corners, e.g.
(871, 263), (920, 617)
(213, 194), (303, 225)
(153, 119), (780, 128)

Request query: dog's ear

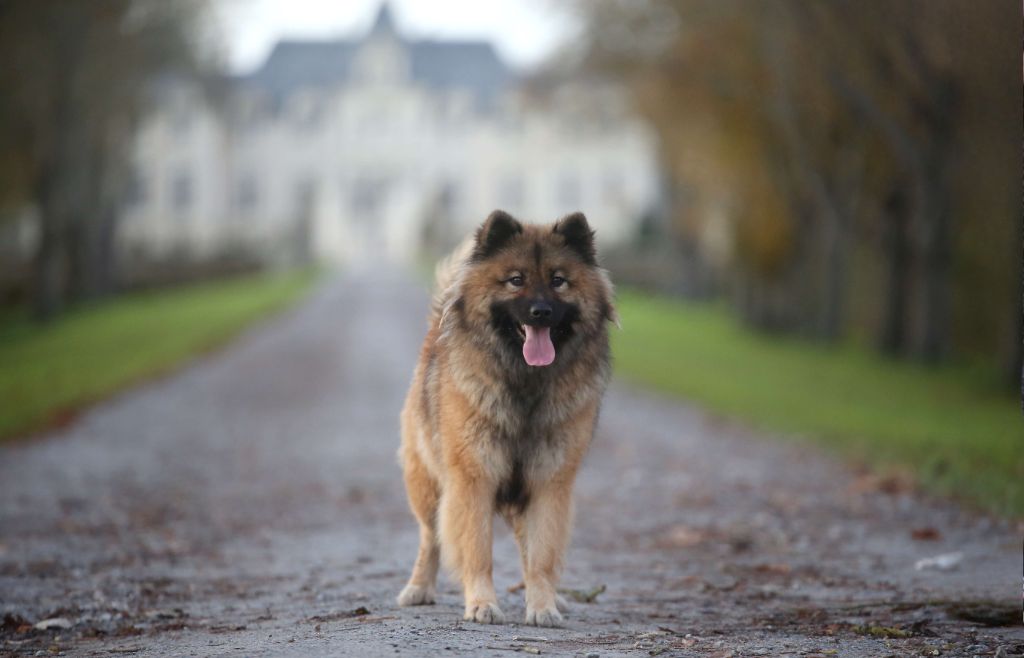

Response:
(473, 210), (523, 260)
(604, 300), (621, 329)
(597, 269), (621, 328)
(553, 212), (596, 265)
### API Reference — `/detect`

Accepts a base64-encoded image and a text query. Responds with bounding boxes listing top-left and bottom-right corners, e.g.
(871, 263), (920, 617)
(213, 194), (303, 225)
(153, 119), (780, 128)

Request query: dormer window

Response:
(171, 170), (192, 215)
(351, 4), (409, 85)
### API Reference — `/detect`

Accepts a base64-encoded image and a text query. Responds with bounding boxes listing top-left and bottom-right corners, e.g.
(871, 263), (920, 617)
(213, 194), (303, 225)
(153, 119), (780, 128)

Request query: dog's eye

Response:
(507, 275), (525, 287)
(551, 276), (567, 289)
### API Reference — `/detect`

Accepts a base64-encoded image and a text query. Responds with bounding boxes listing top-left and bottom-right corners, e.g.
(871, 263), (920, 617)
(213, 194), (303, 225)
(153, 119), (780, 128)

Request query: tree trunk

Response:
(879, 187), (911, 356)
(30, 18), (80, 320)
(32, 170), (67, 321)
(918, 195), (952, 363)
(916, 125), (954, 363)
(1009, 210), (1023, 396)
(819, 205), (849, 341)
(1011, 269), (1022, 397)
(93, 202), (119, 297)
(74, 144), (121, 300)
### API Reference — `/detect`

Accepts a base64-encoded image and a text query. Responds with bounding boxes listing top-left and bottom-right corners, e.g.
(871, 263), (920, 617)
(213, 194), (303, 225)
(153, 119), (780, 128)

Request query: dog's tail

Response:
(429, 234), (474, 327)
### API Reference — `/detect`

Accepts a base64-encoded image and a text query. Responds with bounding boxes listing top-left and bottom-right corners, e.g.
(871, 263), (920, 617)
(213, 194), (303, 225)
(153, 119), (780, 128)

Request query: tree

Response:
(571, 0), (1020, 378)
(0, 0), (211, 319)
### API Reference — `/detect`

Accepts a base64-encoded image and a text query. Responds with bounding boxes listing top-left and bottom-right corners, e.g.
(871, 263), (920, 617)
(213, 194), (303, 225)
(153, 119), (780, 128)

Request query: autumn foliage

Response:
(575, 0), (1020, 380)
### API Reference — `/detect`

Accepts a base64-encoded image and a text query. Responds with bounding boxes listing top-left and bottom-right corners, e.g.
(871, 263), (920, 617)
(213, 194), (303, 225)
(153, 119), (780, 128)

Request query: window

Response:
(234, 94), (265, 133)
(351, 177), (389, 217)
(171, 171), (192, 214)
(291, 96), (322, 132)
(294, 177), (315, 216)
(236, 175), (259, 214)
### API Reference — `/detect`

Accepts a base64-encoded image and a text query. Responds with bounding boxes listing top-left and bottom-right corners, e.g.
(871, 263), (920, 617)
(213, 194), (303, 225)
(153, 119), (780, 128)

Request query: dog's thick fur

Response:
(397, 210), (616, 627)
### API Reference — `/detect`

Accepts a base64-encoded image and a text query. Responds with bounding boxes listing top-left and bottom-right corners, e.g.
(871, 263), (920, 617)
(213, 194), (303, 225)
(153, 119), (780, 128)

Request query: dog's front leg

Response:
(519, 474), (575, 627)
(440, 473), (505, 624)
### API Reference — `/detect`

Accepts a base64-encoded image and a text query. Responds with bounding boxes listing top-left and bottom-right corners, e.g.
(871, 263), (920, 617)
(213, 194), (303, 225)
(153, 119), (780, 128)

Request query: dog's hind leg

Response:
(397, 451), (440, 606)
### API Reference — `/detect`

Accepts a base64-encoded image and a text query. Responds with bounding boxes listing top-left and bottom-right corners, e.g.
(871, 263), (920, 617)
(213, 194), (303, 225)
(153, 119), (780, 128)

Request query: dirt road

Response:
(1, 272), (1021, 657)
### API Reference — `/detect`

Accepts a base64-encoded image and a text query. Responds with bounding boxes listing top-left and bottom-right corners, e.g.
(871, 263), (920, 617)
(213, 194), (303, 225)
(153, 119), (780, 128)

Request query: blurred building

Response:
(120, 4), (659, 266)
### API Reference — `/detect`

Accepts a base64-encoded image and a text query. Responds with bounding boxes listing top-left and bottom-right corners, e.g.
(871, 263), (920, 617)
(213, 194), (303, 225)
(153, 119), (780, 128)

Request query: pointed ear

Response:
(473, 210), (523, 261)
(553, 212), (596, 265)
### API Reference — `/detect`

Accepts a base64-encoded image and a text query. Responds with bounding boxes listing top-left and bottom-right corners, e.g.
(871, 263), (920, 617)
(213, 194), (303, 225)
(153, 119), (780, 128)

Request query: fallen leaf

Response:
(854, 624), (911, 639)
(659, 525), (708, 549)
(559, 584), (606, 603)
(849, 471), (914, 496)
(2, 613), (32, 634)
(308, 607), (372, 623)
(910, 527), (941, 541)
(752, 563), (791, 576)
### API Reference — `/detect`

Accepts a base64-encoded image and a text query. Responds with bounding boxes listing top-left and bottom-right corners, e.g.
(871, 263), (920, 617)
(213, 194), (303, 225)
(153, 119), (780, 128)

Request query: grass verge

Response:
(612, 290), (1023, 517)
(0, 270), (317, 441)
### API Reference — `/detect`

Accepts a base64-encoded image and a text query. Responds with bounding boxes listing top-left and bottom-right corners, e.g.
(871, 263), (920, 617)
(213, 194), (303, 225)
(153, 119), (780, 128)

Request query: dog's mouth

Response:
(518, 324), (555, 367)
(493, 302), (572, 368)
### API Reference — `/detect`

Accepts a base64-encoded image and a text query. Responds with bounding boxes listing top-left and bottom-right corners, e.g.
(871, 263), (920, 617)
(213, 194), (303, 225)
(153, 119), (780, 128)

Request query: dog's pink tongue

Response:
(522, 325), (555, 366)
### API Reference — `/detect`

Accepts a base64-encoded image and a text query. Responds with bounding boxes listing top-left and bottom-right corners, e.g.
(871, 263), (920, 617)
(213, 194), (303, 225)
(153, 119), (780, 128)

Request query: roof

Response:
(369, 3), (397, 36)
(235, 22), (513, 106)
(240, 40), (359, 96)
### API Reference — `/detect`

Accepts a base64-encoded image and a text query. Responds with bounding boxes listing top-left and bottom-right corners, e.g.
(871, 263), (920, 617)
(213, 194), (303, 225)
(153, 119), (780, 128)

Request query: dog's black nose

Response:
(529, 301), (553, 319)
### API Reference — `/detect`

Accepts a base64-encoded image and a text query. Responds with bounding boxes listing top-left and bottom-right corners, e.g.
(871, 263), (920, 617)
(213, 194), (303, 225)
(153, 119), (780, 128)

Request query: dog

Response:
(396, 210), (617, 627)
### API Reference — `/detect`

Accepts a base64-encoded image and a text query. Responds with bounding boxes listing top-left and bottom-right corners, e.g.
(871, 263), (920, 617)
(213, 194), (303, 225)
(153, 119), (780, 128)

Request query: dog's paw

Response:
(464, 600), (505, 624)
(397, 583), (436, 606)
(554, 593), (570, 613)
(525, 604), (563, 627)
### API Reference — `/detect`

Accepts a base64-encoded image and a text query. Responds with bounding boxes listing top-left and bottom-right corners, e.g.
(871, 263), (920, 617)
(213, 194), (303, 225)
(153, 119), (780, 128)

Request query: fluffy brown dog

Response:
(397, 210), (616, 627)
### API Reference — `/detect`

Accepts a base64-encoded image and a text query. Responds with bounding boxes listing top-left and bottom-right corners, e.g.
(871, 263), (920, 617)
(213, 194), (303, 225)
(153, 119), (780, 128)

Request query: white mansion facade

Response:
(121, 5), (660, 266)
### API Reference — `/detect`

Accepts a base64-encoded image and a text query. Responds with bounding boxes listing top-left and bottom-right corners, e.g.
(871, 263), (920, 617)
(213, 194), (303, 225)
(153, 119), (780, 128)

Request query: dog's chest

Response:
(449, 359), (598, 484)
(490, 423), (562, 513)
(455, 407), (560, 513)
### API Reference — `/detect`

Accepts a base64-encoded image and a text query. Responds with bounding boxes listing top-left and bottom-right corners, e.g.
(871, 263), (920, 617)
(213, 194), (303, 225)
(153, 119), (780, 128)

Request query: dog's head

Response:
(450, 210), (617, 368)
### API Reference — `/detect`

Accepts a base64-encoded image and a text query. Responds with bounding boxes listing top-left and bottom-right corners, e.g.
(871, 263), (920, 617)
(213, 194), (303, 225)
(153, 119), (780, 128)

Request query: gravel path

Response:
(1, 272), (1021, 657)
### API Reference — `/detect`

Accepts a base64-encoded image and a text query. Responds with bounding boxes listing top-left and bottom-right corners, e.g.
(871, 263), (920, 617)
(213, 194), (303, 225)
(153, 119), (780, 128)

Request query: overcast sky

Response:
(214, 0), (578, 74)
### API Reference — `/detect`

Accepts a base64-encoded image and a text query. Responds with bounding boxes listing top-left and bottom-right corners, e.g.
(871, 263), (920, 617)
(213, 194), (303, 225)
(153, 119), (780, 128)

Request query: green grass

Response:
(0, 270), (317, 441)
(612, 291), (1024, 517)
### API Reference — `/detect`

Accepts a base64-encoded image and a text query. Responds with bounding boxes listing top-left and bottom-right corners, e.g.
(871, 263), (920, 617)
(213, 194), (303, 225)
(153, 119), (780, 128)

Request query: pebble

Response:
(914, 551), (963, 571)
